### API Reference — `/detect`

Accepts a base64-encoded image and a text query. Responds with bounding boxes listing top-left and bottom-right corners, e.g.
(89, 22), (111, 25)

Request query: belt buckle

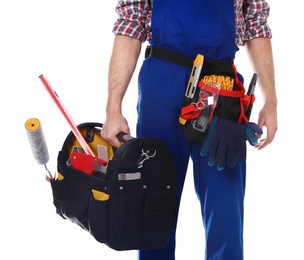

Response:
(145, 46), (152, 59)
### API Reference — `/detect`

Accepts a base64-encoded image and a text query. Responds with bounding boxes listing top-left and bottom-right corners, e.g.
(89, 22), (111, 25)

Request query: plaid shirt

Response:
(113, 0), (272, 46)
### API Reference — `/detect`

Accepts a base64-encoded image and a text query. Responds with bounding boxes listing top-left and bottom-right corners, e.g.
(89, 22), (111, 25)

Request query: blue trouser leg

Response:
(192, 143), (246, 260)
(137, 57), (245, 260)
(137, 57), (191, 260)
(137, 119), (189, 260)
(137, 142), (246, 260)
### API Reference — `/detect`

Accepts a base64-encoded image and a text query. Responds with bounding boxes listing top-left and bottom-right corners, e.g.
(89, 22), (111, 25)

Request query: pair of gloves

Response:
(200, 116), (263, 171)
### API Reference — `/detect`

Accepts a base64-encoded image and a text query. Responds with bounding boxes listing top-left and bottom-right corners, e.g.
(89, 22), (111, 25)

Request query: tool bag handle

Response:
(117, 132), (134, 142)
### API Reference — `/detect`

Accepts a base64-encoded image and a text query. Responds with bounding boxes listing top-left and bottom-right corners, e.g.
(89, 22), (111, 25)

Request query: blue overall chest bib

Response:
(137, 1), (245, 259)
(150, 0), (238, 62)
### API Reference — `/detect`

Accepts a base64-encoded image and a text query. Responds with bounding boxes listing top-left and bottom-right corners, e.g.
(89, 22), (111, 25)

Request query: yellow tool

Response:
(185, 54), (204, 98)
(180, 54), (204, 125)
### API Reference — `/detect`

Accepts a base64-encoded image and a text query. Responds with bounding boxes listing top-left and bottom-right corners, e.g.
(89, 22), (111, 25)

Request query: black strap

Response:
(145, 46), (235, 77)
(145, 46), (193, 68)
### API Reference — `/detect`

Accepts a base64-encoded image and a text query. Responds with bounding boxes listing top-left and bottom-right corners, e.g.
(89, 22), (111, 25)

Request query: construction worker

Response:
(101, 0), (278, 259)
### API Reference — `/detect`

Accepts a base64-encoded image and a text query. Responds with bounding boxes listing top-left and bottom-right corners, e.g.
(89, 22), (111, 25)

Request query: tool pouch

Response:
(181, 63), (249, 142)
(144, 46), (253, 143)
(49, 122), (177, 251)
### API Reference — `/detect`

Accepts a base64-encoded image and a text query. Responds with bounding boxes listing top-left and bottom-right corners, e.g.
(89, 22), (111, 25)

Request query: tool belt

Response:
(49, 122), (178, 250)
(146, 46), (252, 142)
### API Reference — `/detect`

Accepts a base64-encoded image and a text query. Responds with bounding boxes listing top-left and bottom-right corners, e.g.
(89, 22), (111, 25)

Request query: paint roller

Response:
(25, 118), (53, 179)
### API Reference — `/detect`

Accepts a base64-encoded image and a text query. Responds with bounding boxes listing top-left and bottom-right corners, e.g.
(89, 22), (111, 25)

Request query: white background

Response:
(0, 1), (302, 259)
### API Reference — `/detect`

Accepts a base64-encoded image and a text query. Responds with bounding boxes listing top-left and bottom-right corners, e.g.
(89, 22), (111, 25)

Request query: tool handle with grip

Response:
(117, 132), (134, 142)
(245, 73), (258, 119)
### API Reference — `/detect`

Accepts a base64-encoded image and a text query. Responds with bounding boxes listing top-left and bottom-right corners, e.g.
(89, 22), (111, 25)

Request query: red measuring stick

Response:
(39, 74), (96, 157)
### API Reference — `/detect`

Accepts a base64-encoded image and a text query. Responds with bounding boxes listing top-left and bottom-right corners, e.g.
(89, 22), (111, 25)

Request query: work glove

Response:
(200, 116), (263, 170)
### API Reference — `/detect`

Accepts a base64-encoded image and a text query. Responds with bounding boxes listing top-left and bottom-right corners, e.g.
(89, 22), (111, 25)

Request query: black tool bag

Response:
(49, 122), (178, 251)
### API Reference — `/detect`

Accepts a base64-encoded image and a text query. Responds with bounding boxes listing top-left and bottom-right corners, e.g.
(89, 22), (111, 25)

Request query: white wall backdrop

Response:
(0, 1), (302, 259)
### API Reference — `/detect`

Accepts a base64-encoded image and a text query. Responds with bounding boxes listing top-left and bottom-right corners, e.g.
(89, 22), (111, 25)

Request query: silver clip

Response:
(137, 148), (156, 168)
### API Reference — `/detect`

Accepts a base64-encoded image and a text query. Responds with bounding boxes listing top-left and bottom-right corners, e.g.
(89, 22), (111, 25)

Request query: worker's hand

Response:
(255, 102), (278, 150)
(100, 112), (130, 148)
(200, 116), (263, 170)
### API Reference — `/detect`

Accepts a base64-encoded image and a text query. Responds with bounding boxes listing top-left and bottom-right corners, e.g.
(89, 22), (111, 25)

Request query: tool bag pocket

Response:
(49, 122), (178, 251)
(181, 64), (248, 142)
(214, 91), (246, 122)
(88, 158), (177, 250)
(51, 161), (109, 236)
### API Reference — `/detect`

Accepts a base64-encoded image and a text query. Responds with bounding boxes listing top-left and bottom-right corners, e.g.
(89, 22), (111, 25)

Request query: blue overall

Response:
(136, 0), (246, 259)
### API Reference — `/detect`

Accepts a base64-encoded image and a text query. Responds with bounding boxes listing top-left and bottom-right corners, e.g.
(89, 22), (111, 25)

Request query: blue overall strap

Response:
(150, 0), (238, 62)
